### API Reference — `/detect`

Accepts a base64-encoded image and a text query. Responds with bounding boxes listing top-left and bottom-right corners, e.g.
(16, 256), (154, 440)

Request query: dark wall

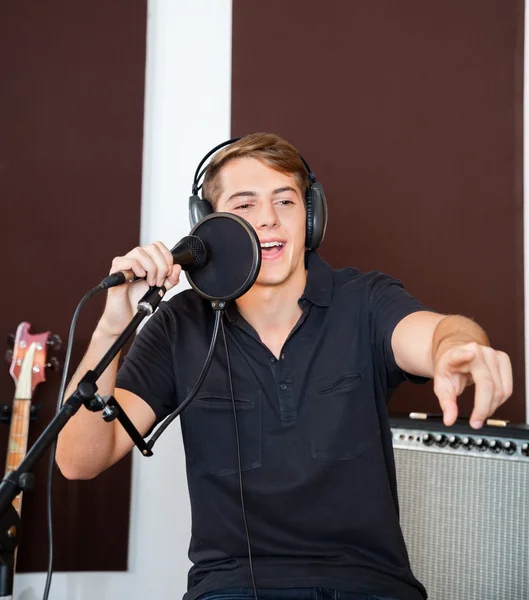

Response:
(0, 1), (147, 570)
(232, 0), (525, 423)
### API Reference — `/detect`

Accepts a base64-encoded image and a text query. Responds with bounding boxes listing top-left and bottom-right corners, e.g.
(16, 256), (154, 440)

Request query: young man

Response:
(56, 133), (512, 600)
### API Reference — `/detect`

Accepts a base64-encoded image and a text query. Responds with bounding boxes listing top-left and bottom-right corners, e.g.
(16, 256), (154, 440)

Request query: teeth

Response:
(260, 241), (284, 248)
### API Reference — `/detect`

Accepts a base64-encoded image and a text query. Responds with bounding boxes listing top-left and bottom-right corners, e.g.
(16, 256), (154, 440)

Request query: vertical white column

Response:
(141, 0), (233, 250)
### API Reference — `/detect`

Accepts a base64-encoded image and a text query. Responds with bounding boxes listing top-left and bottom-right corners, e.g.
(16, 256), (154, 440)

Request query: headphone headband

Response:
(191, 137), (317, 195)
(192, 137), (241, 195)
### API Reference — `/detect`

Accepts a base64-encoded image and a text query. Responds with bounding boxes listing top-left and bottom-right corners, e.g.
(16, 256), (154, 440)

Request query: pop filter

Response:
(186, 213), (261, 302)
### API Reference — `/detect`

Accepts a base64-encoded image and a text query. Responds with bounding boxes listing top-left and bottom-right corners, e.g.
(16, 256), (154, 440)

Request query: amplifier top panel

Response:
(391, 417), (529, 462)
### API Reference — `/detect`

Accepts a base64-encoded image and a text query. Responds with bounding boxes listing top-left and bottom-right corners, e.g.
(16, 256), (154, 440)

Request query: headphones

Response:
(188, 138), (328, 251)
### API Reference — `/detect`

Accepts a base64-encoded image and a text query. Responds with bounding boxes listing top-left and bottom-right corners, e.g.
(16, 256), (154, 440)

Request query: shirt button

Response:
(280, 383), (287, 391)
(269, 357), (276, 363)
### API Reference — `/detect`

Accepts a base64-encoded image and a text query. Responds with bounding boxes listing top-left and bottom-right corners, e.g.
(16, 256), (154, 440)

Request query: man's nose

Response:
(257, 202), (279, 228)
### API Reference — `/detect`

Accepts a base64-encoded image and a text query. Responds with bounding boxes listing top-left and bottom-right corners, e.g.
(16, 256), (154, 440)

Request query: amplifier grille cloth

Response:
(394, 449), (528, 600)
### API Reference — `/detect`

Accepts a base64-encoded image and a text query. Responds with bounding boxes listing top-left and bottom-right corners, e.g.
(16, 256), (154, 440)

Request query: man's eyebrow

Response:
(227, 190), (257, 202)
(272, 186), (297, 195)
(226, 186), (298, 202)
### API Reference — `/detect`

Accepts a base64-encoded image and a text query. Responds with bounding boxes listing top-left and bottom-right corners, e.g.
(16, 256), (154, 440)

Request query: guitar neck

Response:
(4, 398), (31, 517)
(4, 324), (58, 586)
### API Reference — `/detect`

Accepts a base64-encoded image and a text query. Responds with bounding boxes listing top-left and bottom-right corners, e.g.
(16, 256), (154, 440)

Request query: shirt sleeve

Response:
(116, 304), (177, 424)
(368, 272), (432, 390)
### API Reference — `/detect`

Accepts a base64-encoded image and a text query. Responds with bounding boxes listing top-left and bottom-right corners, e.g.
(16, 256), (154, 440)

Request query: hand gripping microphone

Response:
(100, 213), (261, 302)
(100, 236), (208, 289)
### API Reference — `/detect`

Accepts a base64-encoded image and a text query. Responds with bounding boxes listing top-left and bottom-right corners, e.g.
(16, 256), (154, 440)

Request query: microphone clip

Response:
(210, 300), (227, 311)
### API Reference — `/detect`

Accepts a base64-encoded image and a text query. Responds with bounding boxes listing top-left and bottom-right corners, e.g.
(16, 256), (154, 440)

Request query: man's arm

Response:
(56, 329), (156, 480)
(56, 241), (182, 480)
(391, 312), (513, 428)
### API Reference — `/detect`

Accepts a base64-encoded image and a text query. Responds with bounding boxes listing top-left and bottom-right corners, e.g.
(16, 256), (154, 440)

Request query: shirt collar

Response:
(301, 251), (333, 307)
(225, 300), (240, 323)
(225, 251), (333, 322)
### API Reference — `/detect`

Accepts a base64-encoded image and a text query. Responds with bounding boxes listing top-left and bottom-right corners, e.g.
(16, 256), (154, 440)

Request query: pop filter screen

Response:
(186, 213), (261, 302)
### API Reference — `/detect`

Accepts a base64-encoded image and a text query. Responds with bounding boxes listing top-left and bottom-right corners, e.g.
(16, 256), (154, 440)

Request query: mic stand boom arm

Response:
(0, 284), (166, 587)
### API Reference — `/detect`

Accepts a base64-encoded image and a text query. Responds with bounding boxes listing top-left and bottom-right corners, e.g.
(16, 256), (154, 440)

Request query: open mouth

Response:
(260, 241), (285, 257)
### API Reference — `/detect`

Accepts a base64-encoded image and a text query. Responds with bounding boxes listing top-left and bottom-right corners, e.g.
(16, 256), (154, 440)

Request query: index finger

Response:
(153, 241), (174, 267)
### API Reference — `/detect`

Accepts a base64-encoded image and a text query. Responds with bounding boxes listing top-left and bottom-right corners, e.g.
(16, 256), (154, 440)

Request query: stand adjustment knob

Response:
(102, 404), (119, 422)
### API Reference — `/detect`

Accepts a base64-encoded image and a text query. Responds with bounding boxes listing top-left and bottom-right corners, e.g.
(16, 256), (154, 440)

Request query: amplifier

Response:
(391, 417), (529, 600)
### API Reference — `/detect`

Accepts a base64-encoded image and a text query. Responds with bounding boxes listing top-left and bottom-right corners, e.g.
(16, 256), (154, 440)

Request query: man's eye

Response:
(234, 203), (252, 210)
(277, 199), (294, 205)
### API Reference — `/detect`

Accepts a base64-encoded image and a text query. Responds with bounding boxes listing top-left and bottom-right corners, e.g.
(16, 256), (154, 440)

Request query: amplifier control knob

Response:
(521, 443), (529, 457)
(488, 440), (502, 454)
(475, 438), (489, 451)
(422, 433), (434, 446)
(502, 441), (516, 455)
(448, 435), (461, 448)
(434, 434), (448, 447)
(461, 436), (474, 450)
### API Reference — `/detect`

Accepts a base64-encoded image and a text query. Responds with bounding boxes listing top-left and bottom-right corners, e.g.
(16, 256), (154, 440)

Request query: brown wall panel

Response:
(232, 0), (524, 423)
(0, 1), (147, 571)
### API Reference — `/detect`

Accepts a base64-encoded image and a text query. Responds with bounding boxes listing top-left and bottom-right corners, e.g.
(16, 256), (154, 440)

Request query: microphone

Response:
(100, 236), (208, 290)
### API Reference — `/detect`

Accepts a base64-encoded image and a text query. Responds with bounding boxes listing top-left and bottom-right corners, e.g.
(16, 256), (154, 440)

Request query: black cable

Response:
(220, 316), (258, 600)
(42, 284), (104, 600)
(40, 287), (219, 600)
(147, 308), (222, 449)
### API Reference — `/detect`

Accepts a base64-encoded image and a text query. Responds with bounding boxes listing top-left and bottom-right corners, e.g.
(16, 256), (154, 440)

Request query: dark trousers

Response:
(198, 588), (399, 600)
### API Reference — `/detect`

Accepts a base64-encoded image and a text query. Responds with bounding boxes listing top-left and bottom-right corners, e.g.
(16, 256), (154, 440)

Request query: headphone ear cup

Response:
(189, 195), (214, 228)
(305, 182), (328, 251)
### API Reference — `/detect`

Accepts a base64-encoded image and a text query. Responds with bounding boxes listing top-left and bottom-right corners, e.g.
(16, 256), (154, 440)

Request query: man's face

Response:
(215, 157), (307, 288)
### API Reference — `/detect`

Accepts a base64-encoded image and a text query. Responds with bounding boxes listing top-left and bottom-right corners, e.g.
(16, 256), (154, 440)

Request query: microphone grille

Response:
(181, 235), (208, 268)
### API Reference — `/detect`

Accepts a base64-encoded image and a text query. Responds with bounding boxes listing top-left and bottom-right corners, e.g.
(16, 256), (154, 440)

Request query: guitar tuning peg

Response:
(7, 334), (15, 349)
(46, 356), (61, 372)
(4, 349), (13, 364)
(47, 334), (62, 351)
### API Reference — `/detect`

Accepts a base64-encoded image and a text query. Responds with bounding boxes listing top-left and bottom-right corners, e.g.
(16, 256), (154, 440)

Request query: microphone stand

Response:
(0, 285), (168, 597)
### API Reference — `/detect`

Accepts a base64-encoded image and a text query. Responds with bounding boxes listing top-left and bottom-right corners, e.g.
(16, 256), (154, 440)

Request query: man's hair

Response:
(202, 133), (310, 208)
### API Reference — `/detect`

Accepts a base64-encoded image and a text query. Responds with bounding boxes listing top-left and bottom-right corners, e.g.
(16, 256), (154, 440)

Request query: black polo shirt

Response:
(116, 252), (429, 600)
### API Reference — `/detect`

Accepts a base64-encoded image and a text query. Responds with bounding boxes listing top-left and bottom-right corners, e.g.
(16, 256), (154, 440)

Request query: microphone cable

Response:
(43, 283), (105, 600)
(150, 308), (259, 597)
(220, 316), (259, 600)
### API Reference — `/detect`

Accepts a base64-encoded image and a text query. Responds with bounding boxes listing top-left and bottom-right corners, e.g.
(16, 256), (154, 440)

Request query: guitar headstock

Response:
(6, 322), (62, 397)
